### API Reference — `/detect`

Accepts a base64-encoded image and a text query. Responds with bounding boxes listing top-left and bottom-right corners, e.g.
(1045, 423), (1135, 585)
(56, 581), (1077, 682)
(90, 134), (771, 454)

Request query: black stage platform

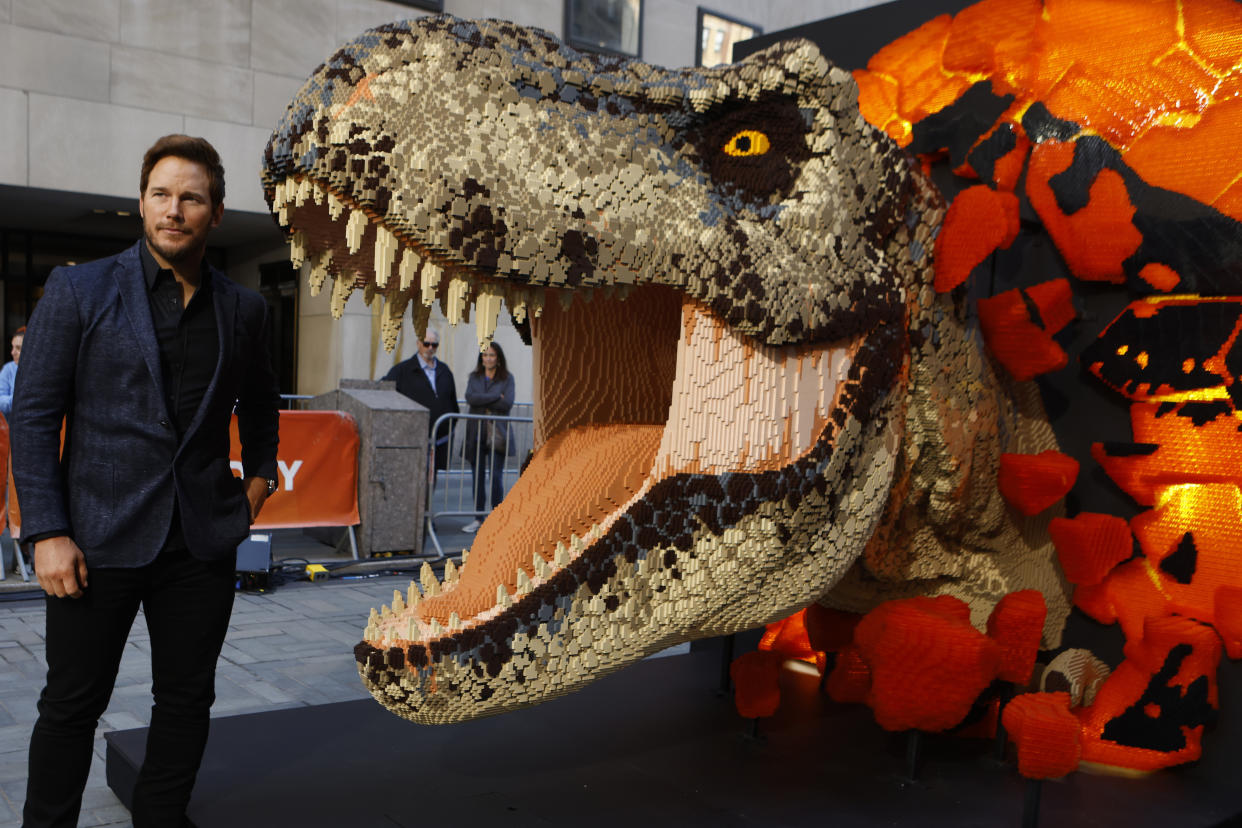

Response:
(106, 642), (1242, 827)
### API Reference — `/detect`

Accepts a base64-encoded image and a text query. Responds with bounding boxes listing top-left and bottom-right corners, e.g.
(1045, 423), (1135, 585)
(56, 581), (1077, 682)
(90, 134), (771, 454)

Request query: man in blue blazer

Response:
(11, 135), (280, 828)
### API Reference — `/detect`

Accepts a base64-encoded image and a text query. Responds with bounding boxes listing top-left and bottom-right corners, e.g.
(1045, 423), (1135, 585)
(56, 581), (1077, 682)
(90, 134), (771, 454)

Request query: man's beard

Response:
(144, 226), (202, 265)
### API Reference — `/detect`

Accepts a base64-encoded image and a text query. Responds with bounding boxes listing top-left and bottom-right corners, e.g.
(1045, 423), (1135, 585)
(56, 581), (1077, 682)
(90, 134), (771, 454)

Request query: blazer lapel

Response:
(180, 271), (237, 447)
(112, 243), (167, 404)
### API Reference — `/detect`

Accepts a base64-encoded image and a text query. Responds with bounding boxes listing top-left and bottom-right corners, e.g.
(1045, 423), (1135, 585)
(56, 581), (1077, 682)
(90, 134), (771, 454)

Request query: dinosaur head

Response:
(262, 16), (943, 723)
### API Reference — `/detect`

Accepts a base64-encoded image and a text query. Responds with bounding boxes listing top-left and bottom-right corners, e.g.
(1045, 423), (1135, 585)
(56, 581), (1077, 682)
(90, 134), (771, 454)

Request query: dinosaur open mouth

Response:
(269, 175), (864, 648)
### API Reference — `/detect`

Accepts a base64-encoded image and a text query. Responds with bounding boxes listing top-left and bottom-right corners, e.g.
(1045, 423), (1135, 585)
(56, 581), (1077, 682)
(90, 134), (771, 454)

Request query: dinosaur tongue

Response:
(409, 287), (856, 631)
(422, 424), (662, 623)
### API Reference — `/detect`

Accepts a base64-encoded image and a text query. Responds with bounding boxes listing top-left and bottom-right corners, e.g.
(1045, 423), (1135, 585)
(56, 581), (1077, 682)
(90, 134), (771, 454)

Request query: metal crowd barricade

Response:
(425, 410), (534, 558)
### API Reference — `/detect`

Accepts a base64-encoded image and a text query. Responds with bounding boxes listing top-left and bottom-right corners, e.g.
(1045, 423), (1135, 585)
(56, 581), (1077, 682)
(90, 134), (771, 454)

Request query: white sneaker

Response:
(462, 520), (481, 533)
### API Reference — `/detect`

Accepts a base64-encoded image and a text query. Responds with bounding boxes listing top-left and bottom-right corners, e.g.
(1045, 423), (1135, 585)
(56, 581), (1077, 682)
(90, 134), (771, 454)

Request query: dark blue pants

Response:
(23, 546), (236, 828)
(470, 446), (507, 513)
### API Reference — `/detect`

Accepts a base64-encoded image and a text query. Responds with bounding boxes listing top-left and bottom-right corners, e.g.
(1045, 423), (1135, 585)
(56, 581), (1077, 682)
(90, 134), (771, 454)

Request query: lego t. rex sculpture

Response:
(260, 1), (1242, 773)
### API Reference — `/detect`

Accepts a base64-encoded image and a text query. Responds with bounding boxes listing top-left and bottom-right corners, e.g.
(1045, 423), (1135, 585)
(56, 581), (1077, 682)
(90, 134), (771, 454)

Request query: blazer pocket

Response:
(71, 461), (115, 547)
(212, 468), (251, 547)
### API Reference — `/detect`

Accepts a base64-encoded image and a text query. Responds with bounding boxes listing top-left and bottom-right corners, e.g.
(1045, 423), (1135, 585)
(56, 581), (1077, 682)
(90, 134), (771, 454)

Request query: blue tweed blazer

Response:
(9, 241), (280, 565)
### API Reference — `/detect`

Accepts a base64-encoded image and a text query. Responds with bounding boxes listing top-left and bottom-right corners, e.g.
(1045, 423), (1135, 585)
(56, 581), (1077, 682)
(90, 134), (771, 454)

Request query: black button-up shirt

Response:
(139, 242), (220, 552)
(139, 242), (219, 441)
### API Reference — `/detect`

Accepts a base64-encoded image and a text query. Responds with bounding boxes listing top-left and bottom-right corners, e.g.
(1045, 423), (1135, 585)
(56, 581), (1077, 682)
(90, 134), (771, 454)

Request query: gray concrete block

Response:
(0, 23), (110, 101)
(308, 385), (427, 555)
(250, 0), (336, 78)
(119, 0), (249, 66)
(111, 46), (253, 124)
(253, 70), (305, 129)
(335, 0), (426, 45)
(0, 89), (26, 187)
(12, 0), (120, 41)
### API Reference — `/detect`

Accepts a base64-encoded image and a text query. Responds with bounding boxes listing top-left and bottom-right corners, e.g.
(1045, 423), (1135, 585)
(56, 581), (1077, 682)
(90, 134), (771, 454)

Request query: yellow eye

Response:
(723, 129), (770, 157)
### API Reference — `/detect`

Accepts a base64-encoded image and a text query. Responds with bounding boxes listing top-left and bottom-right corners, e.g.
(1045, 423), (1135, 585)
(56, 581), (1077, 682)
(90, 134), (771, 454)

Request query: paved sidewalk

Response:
(0, 573), (418, 827)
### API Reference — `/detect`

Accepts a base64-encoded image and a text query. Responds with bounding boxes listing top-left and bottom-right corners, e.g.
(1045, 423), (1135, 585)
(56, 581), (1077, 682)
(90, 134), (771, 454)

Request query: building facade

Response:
(0, 0), (883, 399)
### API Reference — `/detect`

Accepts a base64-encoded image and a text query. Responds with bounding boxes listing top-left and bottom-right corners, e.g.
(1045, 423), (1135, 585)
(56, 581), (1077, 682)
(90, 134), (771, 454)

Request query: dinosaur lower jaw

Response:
(355, 283), (892, 723)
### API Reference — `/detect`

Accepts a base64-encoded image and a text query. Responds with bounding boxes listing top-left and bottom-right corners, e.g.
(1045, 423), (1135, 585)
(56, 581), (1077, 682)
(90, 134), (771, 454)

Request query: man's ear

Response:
(210, 201), (224, 228)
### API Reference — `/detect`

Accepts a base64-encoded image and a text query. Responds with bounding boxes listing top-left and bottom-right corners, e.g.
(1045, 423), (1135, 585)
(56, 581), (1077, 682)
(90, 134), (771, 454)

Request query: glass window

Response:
(566, 0), (643, 58)
(696, 9), (761, 68)
(388, 0), (444, 11)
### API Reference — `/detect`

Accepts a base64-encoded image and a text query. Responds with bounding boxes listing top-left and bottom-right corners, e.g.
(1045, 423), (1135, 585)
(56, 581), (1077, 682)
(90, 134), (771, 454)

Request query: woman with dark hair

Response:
(462, 341), (515, 533)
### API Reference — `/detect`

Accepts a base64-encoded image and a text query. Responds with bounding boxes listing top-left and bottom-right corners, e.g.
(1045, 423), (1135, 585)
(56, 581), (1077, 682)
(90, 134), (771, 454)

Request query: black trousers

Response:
(469, 445), (506, 512)
(23, 546), (236, 828)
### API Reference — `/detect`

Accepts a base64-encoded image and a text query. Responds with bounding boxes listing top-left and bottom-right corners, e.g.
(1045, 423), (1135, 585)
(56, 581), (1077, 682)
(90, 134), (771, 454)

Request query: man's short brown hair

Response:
(140, 135), (226, 207)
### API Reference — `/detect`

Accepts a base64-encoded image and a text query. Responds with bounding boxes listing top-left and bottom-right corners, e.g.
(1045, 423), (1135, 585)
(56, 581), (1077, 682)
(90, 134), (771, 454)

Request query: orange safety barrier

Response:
(229, 410), (360, 530)
(1, 415), (9, 535)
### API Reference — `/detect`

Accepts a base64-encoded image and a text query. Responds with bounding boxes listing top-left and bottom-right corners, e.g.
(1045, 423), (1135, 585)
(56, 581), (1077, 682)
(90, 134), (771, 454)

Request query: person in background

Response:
(462, 341), (514, 533)
(383, 329), (459, 477)
(0, 326), (25, 418)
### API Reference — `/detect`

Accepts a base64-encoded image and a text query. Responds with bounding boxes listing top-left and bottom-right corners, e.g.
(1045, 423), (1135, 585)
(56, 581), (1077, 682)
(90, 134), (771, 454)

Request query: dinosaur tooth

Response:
(311, 181), (326, 206)
(294, 177), (311, 207)
(346, 208), (369, 254)
(554, 541), (570, 568)
(445, 276), (471, 325)
(374, 224), (397, 288)
(475, 287), (503, 351)
(516, 568), (532, 596)
(398, 247), (420, 291)
(327, 191), (345, 221)
(420, 561), (441, 596)
(496, 583), (512, 609)
(460, 548), (469, 567)
(392, 589), (404, 613)
(406, 617), (421, 643)
(533, 553), (549, 580)
(428, 617), (443, 638)
(308, 249), (332, 297)
(409, 301), (431, 347)
(448, 612), (462, 631)
(528, 288), (546, 318)
(368, 608), (380, 627)
(420, 259), (443, 307)
(443, 558), (459, 585)
(364, 623), (378, 641)
(381, 292), (408, 352)
(328, 272), (354, 319)
(289, 230), (307, 269)
(380, 603), (391, 619)
(407, 581), (421, 608)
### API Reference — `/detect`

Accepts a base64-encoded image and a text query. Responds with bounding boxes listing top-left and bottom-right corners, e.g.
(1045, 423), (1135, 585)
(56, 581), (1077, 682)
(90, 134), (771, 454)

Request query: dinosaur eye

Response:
(723, 129), (770, 157)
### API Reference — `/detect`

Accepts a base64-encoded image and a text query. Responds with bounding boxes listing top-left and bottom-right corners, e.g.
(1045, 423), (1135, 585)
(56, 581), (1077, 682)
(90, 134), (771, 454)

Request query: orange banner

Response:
(229, 410), (360, 529)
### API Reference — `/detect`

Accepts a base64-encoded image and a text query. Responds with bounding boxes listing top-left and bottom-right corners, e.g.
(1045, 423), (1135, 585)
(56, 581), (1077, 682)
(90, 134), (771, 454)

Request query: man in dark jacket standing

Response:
(11, 135), (280, 828)
(383, 328), (458, 473)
